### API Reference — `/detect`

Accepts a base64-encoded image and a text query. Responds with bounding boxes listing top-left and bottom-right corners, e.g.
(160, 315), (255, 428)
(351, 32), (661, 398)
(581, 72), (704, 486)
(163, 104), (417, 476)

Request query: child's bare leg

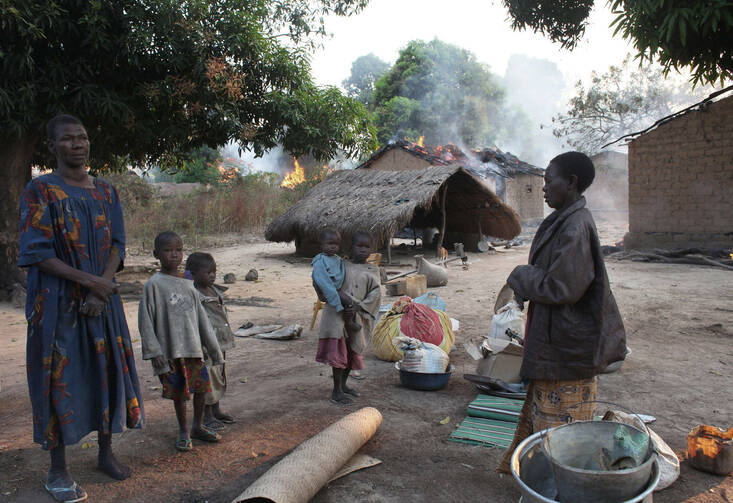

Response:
(204, 404), (214, 422)
(97, 432), (131, 480)
(174, 399), (189, 438)
(191, 392), (206, 433)
(330, 367), (352, 404)
(191, 392), (221, 441)
(341, 368), (360, 397)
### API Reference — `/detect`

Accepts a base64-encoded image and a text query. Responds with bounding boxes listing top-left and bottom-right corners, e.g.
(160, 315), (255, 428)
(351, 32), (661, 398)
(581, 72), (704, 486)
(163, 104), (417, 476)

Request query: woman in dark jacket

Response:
(497, 152), (626, 473)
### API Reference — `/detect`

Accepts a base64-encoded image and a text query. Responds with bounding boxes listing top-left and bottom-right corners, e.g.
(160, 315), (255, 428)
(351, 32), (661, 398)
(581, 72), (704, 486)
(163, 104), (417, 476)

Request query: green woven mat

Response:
(466, 395), (523, 423)
(448, 416), (518, 448)
(448, 395), (524, 448)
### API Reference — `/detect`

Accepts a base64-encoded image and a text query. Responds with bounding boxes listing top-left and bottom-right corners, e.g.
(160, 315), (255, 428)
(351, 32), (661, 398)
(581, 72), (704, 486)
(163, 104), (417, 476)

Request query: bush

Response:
(107, 170), (299, 250)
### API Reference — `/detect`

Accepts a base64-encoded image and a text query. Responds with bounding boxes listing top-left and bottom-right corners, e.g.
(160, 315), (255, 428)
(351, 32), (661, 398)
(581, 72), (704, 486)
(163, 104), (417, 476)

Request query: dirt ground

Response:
(1, 218), (731, 503)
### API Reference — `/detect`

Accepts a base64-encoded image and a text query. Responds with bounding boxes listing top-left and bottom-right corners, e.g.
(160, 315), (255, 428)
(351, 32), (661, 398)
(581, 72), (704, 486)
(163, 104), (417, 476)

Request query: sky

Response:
(309, 0), (638, 92)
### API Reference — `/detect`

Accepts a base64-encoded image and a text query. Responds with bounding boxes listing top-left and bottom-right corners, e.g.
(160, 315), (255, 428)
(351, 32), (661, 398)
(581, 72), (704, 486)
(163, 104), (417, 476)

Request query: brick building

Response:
(625, 92), (733, 249)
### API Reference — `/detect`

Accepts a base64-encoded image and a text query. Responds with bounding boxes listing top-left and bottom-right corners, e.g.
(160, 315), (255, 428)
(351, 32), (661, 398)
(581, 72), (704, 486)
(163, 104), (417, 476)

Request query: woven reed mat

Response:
(327, 453), (382, 483)
(232, 407), (382, 503)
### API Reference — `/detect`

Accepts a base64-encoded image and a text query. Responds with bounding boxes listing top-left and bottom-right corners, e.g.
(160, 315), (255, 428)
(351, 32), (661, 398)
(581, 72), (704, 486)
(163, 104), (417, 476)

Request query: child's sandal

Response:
(192, 426), (221, 443)
(175, 436), (193, 452)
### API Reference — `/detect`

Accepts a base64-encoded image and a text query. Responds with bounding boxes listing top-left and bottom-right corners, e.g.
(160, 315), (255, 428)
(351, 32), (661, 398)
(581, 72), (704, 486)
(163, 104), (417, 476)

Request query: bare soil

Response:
(1, 220), (731, 503)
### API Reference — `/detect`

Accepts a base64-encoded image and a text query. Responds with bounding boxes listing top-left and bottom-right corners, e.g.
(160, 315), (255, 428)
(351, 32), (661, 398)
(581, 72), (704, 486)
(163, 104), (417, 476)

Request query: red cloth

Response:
(397, 299), (445, 346)
(316, 337), (364, 370)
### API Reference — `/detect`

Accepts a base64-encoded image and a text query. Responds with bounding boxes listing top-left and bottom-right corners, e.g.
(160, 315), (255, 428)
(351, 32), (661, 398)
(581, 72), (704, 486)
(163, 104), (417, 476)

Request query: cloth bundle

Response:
(372, 296), (455, 362)
(396, 335), (449, 373)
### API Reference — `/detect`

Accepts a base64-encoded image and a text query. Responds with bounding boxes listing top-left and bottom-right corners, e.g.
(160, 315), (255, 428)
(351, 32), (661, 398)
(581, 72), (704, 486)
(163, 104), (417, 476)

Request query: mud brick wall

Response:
(626, 94), (733, 249)
(505, 173), (544, 221)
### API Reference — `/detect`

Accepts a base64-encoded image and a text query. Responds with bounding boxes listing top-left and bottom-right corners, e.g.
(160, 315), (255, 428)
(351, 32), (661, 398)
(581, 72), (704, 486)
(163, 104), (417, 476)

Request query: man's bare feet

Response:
(97, 452), (131, 480)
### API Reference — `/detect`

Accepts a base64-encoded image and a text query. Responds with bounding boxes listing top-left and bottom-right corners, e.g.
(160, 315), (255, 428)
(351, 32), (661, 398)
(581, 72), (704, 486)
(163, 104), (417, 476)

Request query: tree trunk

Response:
(0, 135), (38, 297)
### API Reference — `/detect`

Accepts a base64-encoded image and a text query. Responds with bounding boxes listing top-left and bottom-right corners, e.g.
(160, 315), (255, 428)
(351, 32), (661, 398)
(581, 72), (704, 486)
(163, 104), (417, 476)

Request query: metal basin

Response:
(542, 420), (656, 502)
(396, 362), (454, 391)
(511, 430), (660, 503)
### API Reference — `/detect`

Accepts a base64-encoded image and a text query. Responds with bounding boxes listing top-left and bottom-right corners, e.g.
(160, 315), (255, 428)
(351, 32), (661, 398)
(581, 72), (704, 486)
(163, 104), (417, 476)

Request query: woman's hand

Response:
(79, 292), (106, 317)
(84, 275), (118, 301)
(514, 292), (526, 311)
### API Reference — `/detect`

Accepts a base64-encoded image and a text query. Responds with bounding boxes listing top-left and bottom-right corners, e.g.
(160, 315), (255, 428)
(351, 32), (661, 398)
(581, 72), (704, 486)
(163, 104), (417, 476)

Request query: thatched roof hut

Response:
(265, 165), (521, 254)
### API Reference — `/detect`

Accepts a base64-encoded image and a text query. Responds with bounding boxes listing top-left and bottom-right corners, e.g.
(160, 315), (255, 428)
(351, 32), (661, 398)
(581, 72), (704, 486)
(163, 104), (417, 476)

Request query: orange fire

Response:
(417, 136), (425, 147)
(281, 158), (306, 188)
(216, 158), (240, 183)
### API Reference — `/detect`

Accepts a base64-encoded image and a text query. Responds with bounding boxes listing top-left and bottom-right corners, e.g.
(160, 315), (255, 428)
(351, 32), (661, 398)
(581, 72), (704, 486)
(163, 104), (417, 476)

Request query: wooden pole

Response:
(386, 237), (392, 264)
(435, 183), (448, 257)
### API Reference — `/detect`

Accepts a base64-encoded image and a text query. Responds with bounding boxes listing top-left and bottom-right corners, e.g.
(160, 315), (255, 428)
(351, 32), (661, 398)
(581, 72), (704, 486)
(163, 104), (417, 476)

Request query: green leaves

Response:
(370, 39), (506, 147)
(0, 0), (376, 173)
(504, 0), (732, 86)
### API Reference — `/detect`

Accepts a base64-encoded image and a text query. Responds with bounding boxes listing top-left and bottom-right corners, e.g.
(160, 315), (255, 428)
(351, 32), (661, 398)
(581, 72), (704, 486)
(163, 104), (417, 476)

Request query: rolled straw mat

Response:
(232, 407), (383, 503)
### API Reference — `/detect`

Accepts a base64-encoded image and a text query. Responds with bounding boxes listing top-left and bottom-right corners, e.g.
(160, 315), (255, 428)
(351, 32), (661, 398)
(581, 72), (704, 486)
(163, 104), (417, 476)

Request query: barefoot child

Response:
(315, 231), (381, 405)
(312, 229), (362, 334)
(185, 252), (236, 430)
(138, 232), (224, 451)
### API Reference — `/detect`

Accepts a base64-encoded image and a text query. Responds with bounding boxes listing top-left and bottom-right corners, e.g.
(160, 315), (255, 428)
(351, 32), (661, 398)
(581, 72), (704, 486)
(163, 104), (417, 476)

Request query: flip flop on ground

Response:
(45, 481), (88, 503)
(204, 418), (225, 431)
(191, 427), (221, 443)
(175, 436), (193, 452)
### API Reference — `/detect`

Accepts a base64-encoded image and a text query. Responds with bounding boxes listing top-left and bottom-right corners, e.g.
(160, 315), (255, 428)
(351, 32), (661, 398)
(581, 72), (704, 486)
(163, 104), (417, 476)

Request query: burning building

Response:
(264, 165), (521, 255)
(356, 140), (544, 222)
(622, 89), (733, 249)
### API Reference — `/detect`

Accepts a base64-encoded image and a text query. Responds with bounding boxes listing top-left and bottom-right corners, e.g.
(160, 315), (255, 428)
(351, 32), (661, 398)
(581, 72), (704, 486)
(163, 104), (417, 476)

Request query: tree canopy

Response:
(552, 57), (710, 153)
(342, 53), (391, 107)
(370, 39), (505, 147)
(0, 0), (376, 170)
(501, 0), (733, 85)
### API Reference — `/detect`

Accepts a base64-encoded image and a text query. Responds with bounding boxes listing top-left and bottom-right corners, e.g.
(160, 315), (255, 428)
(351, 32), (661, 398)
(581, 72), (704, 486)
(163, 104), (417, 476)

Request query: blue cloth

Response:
(19, 174), (144, 449)
(311, 253), (345, 311)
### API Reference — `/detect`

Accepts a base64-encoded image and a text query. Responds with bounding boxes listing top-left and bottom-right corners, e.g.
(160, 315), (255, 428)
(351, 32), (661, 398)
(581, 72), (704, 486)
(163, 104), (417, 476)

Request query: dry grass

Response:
(105, 172), (315, 251)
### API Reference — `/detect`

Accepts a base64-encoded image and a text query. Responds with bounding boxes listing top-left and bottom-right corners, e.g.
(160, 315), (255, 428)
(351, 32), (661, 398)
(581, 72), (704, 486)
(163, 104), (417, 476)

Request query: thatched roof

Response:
(265, 165), (521, 246)
(356, 140), (543, 178)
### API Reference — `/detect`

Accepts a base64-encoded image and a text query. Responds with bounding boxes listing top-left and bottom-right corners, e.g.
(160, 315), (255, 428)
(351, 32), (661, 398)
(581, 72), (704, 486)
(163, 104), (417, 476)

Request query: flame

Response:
(417, 136), (424, 147)
(281, 158), (306, 188)
(216, 158), (240, 183)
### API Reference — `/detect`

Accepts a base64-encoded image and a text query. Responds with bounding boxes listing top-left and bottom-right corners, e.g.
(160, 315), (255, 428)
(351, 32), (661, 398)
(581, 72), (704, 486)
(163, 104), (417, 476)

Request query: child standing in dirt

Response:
(311, 229), (361, 333)
(138, 231), (224, 452)
(315, 231), (381, 405)
(185, 252), (236, 430)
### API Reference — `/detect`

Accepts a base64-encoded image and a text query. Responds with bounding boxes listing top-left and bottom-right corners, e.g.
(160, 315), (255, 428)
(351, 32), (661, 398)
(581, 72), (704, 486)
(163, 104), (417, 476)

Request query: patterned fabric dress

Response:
(19, 173), (144, 450)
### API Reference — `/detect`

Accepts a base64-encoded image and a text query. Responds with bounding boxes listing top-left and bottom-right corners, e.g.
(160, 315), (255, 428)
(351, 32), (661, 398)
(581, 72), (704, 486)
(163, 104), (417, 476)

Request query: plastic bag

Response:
(413, 292), (447, 312)
(603, 410), (680, 490)
(396, 335), (449, 373)
(488, 300), (524, 340)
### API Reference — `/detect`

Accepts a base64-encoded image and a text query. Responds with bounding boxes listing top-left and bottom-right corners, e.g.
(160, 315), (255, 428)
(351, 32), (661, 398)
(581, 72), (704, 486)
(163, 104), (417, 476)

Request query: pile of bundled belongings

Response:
(372, 295), (454, 362)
